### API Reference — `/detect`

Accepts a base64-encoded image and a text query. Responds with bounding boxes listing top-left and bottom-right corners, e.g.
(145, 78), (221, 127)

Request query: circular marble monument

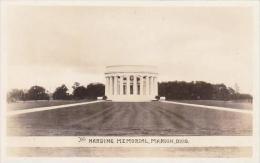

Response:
(105, 65), (158, 101)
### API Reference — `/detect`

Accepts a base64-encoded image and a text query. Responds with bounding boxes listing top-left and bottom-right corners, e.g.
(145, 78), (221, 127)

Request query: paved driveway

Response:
(7, 102), (252, 136)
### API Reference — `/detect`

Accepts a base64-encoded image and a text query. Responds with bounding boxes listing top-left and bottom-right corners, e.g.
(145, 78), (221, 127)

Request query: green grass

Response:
(7, 99), (252, 111)
(172, 100), (252, 110)
(8, 102), (252, 136)
(7, 99), (95, 111)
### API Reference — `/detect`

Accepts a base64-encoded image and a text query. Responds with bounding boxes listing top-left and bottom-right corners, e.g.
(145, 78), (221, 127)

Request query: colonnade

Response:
(105, 73), (158, 99)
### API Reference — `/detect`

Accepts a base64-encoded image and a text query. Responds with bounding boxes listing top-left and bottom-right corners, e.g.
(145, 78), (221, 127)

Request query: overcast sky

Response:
(5, 5), (255, 94)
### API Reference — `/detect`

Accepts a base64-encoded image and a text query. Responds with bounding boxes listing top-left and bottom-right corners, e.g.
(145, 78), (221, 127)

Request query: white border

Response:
(1, 1), (259, 163)
(2, 0), (259, 7)
(1, 0), (8, 161)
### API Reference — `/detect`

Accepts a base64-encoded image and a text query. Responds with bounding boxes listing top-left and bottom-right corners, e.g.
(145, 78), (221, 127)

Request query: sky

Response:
(5, 5), (256, 94)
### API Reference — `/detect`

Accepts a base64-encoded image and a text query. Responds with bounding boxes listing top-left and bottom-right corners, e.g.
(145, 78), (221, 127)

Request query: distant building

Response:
(105, 65), (158, 101)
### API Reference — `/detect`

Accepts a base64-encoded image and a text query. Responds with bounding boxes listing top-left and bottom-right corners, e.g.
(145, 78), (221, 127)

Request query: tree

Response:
(212, 84), (230, 100)
(26, 85), (49, 100)
(72, 82), (80, 90)
(85, 83), (105, 99)
(193, 81), (213, 100)
(53, 84), (70, 100)
(158, 81), (244, 101)
(72, 83), (88, 99)
(158, 81), (213, 100)
(7, 89), (26, 102)
(73, 86), (88, 99)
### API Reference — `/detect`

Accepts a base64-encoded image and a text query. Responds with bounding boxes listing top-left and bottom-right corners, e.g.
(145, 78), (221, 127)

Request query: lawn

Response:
(7, 101), (252, 136)
(7, 99), (94, 111)
(172, 100), (252, 110)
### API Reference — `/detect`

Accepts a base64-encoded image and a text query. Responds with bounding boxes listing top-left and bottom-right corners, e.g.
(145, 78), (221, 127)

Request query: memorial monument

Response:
(105, 65), (158, 101)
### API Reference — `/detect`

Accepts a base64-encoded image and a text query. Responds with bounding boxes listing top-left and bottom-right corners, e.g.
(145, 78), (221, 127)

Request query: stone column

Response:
(109, 76), (112, 96)
(133, 75), (137, 95)
(111, 75), (114, 95)
(140, 76), (143, 96)
(153, 76), (156, 97)
(154, 76), (158, 96)
(145, 76), (149, 96)
(114, 75), (117, 96)
(150, 76), (154, 96)
(149, 76), (151, 95)
(126, 75), (130, 95)
(120, 75), (123, 95)
(105, 76), (108, 96)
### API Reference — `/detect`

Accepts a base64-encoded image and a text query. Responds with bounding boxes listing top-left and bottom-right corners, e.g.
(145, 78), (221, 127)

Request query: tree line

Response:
(158, 81), (252, 101)
(7, 81), (252, 102)
(7, 82), (105, 102)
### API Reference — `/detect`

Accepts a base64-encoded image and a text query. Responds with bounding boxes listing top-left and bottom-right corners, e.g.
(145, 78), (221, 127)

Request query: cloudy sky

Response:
(5, 5), (256, 93)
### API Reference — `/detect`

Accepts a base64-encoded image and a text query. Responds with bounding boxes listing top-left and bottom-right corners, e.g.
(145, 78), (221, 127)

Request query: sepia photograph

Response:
(1, 0), (259, 162)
